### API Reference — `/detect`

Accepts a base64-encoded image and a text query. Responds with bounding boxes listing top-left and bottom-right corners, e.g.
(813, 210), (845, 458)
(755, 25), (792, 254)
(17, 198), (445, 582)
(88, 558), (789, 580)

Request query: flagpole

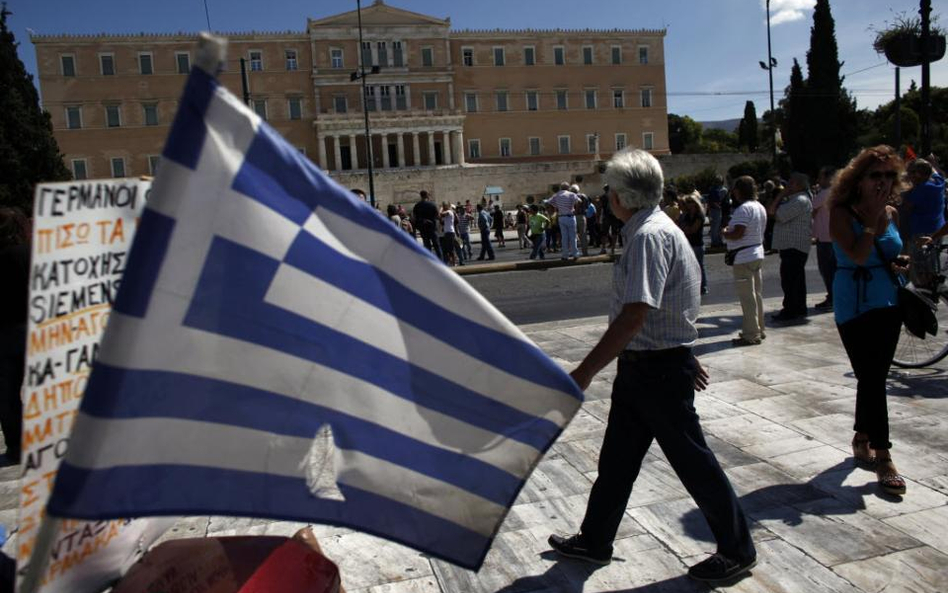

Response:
(18, 33), (229, 593)
(17, 515), (59, 593)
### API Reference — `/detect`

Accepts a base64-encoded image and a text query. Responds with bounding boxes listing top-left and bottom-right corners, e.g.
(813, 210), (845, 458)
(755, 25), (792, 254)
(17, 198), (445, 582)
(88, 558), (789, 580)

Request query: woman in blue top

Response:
(829, 145), (910, 496)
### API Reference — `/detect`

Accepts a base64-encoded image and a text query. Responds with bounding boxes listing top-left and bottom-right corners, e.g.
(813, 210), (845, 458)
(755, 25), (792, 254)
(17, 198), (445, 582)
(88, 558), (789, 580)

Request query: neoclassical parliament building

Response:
(33, 0), (669, 182)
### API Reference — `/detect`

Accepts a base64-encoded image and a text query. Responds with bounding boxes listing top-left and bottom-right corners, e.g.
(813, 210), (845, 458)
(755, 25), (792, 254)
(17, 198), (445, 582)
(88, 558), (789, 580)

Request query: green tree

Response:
(0, 3), (70, 213)
(667, 113), (703, 154)
(699, 128), (739, 153)
(738, 101), (758, 152)
(801, 0), (858, 173)
(782, 59), (809, 172)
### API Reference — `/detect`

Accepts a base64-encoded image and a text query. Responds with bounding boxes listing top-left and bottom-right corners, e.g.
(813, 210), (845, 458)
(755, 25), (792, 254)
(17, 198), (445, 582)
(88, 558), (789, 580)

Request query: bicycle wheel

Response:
(892, 292), (948, 368)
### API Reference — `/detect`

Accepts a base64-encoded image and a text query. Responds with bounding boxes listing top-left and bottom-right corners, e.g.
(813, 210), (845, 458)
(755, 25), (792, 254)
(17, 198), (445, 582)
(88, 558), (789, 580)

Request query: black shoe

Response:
(815, 298), (833, 310)
(687, 553), (756, 583)
(548, 534), (612, 565)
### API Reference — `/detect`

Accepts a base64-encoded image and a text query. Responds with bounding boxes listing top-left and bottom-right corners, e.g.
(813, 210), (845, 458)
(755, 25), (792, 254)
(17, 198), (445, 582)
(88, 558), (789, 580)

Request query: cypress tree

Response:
(738, 101), (759, 152)
(783, 59), (811, 173)
(0, 3), (71, 213)
(803, 0), (857, 172)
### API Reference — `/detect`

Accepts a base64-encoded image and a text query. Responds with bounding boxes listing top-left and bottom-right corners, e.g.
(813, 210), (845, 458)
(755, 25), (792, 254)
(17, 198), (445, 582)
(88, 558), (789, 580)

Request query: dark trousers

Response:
(580, 351), (755, 562)
(837, 306), (901, 450)
(779, 248), (809, 316)
(529, 234), (545, 259)
(477, 229), (494, 260)
(816, 241), (836, 300)
(420, 225), (442, 260)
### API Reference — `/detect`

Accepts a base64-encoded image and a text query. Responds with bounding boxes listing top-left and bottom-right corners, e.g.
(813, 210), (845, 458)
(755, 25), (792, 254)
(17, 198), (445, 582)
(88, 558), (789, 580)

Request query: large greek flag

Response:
(45, 66), (582, 569)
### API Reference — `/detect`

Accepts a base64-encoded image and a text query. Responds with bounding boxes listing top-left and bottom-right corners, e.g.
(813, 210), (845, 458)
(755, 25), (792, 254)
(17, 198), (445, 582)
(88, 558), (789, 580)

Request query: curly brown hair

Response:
(828, 145), (908, 209)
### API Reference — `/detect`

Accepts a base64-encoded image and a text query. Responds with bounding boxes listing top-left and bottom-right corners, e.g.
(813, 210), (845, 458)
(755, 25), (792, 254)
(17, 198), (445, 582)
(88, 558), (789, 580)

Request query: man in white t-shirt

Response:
(723, 176), (767, 345)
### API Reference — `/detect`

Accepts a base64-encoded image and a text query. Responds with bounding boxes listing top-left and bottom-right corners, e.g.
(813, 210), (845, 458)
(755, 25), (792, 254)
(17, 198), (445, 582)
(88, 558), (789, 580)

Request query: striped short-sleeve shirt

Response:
(610, 206), (701, 351)
(545, 190), (581, 216)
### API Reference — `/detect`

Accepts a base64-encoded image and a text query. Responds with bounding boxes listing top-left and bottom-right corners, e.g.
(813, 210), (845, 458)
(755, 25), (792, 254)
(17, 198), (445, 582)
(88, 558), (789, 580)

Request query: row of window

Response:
(466, 44), (648, 67)
(467, 132), (654, 159)
(70, 155), (161, 180)
(67, 132), (653, 179)
(64, 103), (159, 129)
(351, 40), (649, 69)
(328, 86), (653, 114)
(462, 88), (652, 112)
(59, 49), (302, 77)
(64, 97), (306, 129)
(58, 41), (651, 78)
(60, 51), (193, 77)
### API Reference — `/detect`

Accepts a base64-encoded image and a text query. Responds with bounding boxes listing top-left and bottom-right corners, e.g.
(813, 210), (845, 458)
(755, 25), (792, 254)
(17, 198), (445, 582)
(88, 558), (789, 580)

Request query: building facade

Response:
(32, 0), (668, 182)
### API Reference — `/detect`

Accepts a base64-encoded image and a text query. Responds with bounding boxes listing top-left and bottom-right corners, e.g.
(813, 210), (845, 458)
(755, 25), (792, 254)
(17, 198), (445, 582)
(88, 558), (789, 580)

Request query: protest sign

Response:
(18, 178), (171, 592)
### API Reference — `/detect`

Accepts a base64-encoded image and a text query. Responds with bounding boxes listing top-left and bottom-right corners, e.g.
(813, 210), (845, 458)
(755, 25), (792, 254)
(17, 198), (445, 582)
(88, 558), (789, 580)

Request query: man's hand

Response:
(569, 368), (594, 392)
(693, 358), (710, 392)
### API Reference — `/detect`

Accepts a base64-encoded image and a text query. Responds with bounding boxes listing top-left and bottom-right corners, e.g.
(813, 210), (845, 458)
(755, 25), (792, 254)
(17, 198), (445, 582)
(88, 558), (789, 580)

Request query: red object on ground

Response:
(111, 536), (341, 593)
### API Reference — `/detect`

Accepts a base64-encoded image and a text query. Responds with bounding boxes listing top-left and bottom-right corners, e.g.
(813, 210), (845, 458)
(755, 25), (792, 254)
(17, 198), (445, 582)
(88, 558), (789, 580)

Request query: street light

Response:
(350, 0), (381, 207)
(760, 0), (778, 165)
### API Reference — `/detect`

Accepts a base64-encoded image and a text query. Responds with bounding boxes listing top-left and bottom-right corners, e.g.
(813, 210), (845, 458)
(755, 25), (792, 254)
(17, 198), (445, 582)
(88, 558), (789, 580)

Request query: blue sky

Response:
(7, 0), (946, 123)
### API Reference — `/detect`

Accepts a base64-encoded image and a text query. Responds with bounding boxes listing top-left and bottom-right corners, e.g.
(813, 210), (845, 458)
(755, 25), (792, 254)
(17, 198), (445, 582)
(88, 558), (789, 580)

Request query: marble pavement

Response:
(2, 295), (947, 592)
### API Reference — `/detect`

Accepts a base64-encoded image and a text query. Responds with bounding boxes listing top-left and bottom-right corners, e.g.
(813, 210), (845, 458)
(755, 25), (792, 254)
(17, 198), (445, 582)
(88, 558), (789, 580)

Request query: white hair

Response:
(569, 184), (581, 193)
(603, 149), (664, 211)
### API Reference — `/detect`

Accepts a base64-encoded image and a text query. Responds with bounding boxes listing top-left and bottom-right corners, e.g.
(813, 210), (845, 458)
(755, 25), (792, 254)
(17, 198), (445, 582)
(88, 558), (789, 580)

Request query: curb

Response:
(454, 253), (618, 275)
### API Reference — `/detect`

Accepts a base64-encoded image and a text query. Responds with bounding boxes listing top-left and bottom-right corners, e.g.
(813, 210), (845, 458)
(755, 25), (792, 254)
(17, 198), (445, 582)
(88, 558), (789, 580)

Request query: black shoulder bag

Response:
(873, 242), (938, 339)
(725, 245), (757, 266)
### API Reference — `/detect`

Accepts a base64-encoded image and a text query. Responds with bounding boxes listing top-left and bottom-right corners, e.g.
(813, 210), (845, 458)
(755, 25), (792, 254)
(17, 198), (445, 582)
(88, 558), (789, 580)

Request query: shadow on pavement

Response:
(492, 550), (717, 593)
(677, 460), (900, 543)
(887, 368), (948, 399)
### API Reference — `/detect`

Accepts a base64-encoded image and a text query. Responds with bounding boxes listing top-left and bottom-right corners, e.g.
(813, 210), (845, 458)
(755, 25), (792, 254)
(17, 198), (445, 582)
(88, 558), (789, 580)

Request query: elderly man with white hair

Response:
(548, 149), (757, 584)
(545, 181), (582, 260)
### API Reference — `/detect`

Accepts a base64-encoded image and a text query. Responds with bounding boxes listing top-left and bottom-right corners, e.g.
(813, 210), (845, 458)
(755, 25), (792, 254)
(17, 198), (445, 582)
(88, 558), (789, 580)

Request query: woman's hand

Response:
(866, 180), (891, 223)
(891, 254), (911, 276)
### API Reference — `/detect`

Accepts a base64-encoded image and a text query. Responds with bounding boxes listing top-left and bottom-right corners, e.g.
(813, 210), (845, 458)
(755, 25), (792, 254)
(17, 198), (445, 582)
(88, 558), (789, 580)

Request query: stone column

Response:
(381, 133), (390, 168)
(318, 134), (328, 170)
(332, 135), (342, 171)
(411, 132), (421, 167)
(427, 131), (436, 166)
(455, 129), (465, 165)
(443, 131), (452, 165)
(396, 132), (405, 168)
(349, 133), (360, 169)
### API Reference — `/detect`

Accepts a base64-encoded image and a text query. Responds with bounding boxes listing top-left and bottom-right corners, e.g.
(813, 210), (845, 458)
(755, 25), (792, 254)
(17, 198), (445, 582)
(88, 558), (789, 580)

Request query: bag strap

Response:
(728, 244), (759, 255)
(872, 239), (903, 289)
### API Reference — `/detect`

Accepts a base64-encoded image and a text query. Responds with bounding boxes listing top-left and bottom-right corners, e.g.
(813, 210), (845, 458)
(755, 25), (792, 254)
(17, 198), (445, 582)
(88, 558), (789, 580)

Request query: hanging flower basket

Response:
(881, 34), (946, 67)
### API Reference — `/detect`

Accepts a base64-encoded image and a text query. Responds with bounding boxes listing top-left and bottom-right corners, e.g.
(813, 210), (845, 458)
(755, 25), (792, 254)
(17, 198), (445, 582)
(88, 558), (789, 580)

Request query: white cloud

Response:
(764, 0), (815, 26)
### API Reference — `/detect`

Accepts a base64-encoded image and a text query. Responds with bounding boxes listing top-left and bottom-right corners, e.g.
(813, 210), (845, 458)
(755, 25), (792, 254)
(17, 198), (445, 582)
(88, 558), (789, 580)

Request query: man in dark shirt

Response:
(412, 190), (442, 260)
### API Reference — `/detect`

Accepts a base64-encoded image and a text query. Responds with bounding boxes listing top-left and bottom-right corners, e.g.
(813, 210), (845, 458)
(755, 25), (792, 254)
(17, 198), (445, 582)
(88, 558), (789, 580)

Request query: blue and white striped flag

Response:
(45, 65), (582, 569)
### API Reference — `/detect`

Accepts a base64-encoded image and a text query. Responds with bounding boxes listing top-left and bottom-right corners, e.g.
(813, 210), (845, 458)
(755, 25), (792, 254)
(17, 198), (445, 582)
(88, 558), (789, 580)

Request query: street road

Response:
(464, 249), (825, 325)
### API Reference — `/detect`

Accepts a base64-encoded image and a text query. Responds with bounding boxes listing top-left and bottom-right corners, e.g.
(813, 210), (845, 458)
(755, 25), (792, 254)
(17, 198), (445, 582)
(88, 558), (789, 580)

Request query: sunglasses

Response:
(867, 170), (898, 181)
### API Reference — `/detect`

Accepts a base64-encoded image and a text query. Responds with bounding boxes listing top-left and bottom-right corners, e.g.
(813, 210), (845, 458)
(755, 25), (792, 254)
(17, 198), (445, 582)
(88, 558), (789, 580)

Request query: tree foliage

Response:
(667, 114), (703, 154)
(0, 4), (70, 213)
(738, 101), (758, 152)
(779, 0), (858, 175)
(854, 85), (948, 165)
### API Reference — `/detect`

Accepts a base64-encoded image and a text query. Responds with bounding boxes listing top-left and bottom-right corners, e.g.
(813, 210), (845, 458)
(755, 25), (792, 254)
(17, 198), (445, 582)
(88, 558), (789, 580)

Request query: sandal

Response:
(851, 435), (876, 467)
(875, 456), (907, 496)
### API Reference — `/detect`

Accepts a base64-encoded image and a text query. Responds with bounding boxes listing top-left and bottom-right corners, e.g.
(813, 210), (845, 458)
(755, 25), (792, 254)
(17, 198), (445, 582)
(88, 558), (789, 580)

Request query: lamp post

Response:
(350, 0), (381, 208)
(920, 0), (932, 155)
(759, 0), (778, 165)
